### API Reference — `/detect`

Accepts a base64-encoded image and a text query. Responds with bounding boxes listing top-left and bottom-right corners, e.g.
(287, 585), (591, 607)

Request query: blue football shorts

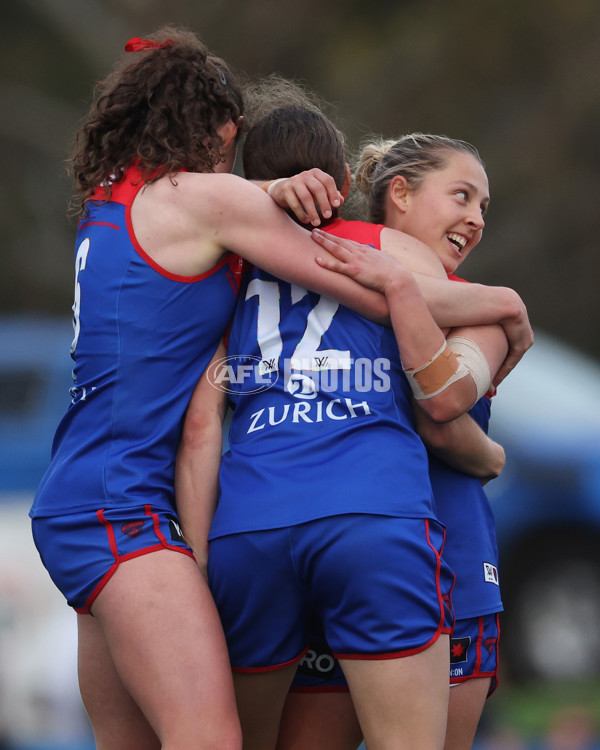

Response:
(31, 504), (194, 613)
(290, 612), (498, 693)
(208, 513), (454, 672)
(450, 612), (500, 695)
(290, 613), (354, 692)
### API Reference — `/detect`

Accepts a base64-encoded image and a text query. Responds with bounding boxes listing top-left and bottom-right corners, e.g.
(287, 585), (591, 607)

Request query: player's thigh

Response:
(445, 678), (491, 750)
(340, 634), (450, 750)
(277, 691), (362, 750)
(282, 617), (362, 750)
(31, 505), (194, 612)
(77, 612), (160, 750)
(234, 664), (298, 750)
(90, 548), (240, 746)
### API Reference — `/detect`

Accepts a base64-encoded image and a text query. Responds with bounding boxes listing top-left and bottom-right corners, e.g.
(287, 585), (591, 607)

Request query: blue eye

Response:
(456, 190), (468, 201)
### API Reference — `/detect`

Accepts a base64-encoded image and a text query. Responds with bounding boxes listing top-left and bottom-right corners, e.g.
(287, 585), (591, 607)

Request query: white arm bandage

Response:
(446, 336), (492, 401)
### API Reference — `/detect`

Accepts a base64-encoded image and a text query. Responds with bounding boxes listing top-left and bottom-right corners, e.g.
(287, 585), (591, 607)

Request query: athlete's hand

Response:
(312, 228), (409, 294)
(265, 169), (343, 226)
(494, 291), (534, 386)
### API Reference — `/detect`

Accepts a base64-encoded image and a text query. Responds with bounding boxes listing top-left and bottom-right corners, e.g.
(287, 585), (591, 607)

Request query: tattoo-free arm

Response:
(175, 342), (228, 576)
(414, 406), (505, 482)
(313, 230), (479, 421)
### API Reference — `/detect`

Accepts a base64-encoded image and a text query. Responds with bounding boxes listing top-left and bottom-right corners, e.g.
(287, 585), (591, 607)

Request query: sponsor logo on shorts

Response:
(121, 521), (144, 538)
(296, 648), (338, 677)
(168, 516), (186, 544)
(483, 562), (499, 585)
(450, 636), (471, 664)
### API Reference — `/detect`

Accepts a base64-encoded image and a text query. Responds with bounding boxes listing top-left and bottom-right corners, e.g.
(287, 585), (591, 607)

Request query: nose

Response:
(466, 207), (485, 231)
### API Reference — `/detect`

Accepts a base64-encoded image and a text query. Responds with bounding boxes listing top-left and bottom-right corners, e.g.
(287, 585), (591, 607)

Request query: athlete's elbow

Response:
(180, 410), (220, 452)
(420, 388), (475, 423)
(420, 400), (461, 423)
(487, 442), (506, 480)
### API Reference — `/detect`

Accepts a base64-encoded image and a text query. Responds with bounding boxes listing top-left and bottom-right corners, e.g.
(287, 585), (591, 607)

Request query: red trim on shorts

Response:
(333, 632), (445, 661)
(449, 613), (500, 697)
(475, 615), (485, 674)
(431, 517), (456, 642)
(232, 646), (310, 674)
(78, 507), (194, 615)
(144, 504), (192, 553)
(334, 519), (448, 661)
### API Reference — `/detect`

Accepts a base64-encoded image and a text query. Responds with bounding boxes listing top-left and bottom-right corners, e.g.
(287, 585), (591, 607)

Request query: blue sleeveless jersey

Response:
(429, 276), (503, 618)
(31, 166), (242, 518)
(209, 219), (437, 539)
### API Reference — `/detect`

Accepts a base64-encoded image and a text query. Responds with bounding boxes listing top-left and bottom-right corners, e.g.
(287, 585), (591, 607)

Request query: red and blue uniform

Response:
(291, 270), (502, 694)
(208, 218), (453, 671)
(436, 274), (501, 692)
(30, 166), (242, 613)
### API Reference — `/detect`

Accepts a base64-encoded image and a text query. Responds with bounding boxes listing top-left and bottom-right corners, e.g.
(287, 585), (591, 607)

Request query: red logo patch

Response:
(121, 521), (144, 538)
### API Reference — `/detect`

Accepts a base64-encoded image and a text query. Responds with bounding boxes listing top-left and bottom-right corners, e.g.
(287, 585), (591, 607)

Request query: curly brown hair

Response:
(68, 25), (245, 215)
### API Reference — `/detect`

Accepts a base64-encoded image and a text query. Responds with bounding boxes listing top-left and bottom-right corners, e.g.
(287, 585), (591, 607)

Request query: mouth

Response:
(446, 232), (467, 254)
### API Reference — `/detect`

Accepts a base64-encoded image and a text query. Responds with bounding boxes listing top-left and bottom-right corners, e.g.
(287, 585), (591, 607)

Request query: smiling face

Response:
(389, 150), (490, 274)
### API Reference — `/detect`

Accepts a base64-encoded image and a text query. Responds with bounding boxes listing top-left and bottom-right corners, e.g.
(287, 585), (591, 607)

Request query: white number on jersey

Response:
(246, 279), (351, 374)
(71, 238), (90, 354)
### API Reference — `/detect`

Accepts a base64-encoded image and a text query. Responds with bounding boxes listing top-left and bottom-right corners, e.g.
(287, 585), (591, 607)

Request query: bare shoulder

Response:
(131, 172), (255, 276)
(141, 171), (248, 215)
(381, 227), (446, 278)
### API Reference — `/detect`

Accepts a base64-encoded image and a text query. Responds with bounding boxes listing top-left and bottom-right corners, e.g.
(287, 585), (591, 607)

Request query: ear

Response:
(389, 175), (410, 213)
(218, 119), (239, 148)
(341, 163), (352, 199)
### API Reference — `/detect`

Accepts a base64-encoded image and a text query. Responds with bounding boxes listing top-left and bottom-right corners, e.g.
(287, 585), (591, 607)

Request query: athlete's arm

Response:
(313, 230), (482, 421)
(414, 407), (506, 482)
(175, 342), (228, 575)
(255, 179), (532, 382)
(135, 172), (390, 322)
(135, 172), (533, 379)
(413, 322), (507, 478)
(313, 228), (533, 386)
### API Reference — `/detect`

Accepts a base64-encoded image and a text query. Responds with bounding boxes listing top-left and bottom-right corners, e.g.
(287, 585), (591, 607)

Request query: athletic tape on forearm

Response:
(446, 335), (492, 401)
(403, 341), (469, 400)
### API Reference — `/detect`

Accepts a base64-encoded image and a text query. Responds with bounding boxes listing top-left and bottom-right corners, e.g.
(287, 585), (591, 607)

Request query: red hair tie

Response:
(124, 37), (176, 52)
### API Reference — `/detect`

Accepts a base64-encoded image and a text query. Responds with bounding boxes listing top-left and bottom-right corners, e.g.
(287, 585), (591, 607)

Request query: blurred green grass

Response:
(480, 678), (600, 736)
